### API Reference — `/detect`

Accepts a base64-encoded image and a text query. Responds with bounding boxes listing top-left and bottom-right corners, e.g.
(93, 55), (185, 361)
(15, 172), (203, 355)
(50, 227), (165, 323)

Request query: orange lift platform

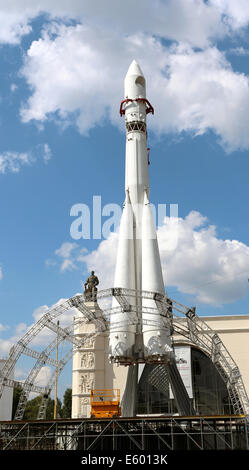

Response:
(90, 389), (121, 418)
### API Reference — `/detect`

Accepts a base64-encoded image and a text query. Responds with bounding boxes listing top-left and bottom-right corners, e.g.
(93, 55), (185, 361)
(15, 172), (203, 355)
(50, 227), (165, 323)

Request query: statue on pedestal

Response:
(84, 271), (99, 301)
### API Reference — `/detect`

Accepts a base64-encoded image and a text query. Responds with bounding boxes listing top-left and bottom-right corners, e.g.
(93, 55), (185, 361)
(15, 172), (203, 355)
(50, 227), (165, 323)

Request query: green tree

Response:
(12, 385), (23, 419)
(61, 388), (72, 418)
(23, 395), (42, 420)
(13, 388), (68, 421)
(23, 395), (62, 420)
(45, 397), (62, 419)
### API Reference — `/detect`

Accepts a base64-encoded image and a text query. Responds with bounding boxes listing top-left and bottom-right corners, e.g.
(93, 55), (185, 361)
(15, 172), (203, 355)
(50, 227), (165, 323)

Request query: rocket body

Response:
(109, 61), (172, 364)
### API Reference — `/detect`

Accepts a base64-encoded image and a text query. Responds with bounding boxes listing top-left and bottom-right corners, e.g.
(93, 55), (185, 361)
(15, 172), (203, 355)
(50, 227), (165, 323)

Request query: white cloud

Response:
(19, 23), (249, 151)
(0, 143), (52, 174)
(82, 233), (118, 290)
(0, 323), (8, 332)
(42, 143), (52, 162)
(14, 366), (28, 381)
(10, 83), (18, 92)
(2, 0), (249, 48)
(210, 0), (249, 30)
(49, 242), (89, 273)
(60, 258), (77, 272)
(0, 267), (3, 280)
(229, 47), (249, 56)
(0, 0), (228, 47)
(0, 322), (29, 355)
(55, 242), (78, 259)
(45, 258), (57, 267)
(0, 151), (33, 174)
(34, 365), (52, 387)
(0, 2), (247, 150)
(81, 211), (249, 306)
(0, 9), (32, 44)
(153, 44), (249, 152)
(53, 242), (79, 272)
(158, 211), (249, 305)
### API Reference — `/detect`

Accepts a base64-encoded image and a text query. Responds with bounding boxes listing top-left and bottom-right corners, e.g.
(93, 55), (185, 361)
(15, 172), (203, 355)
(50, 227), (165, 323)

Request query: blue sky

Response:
(1, 0), (249, 396)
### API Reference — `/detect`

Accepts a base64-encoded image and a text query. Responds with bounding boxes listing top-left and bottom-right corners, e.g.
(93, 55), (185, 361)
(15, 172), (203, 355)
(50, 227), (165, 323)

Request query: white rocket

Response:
(109, 61), (172, 365)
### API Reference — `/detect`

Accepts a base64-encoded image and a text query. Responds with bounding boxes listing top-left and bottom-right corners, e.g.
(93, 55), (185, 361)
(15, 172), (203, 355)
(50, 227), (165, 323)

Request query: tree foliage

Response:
(12, 385), (22, 419)
(23, 395), (62, 420)
(12, 387), (72, 420)
(61, 388), (72, 418)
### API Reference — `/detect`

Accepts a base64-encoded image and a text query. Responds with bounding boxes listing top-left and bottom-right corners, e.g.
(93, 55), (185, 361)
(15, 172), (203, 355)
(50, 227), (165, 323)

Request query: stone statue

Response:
(84, 270), (99, 300)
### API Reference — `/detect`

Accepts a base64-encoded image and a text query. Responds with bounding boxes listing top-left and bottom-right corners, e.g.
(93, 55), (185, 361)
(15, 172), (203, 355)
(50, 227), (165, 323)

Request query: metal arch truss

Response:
(0, 294), (105, 421)
(1, 288), (249, 421)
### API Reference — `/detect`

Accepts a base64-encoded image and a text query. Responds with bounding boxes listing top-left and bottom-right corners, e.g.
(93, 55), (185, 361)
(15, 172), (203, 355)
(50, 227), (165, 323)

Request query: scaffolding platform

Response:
(0, 415), (248, 451)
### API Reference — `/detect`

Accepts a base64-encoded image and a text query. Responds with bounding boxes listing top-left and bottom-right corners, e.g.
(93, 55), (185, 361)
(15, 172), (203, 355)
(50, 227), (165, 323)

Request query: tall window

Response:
(137, 346), (234, 416)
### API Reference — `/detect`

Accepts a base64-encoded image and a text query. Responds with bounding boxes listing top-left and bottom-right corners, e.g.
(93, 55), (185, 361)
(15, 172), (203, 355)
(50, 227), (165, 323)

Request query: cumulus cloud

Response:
(19, 23), (249, 151)
(210, 0), (249, 30)
(55, 242), (78, 259)
(54, 242), (79, 272)
(80, 210), (249, 306)
(0, 9), (32, 44)
(0, 143), (52, 174)
(229, 47), (249, 56)
(0, 2), (248, 150)
(0, 0), (228, 47)
(0, 322), (28, 355)
(47, 242), (88, 273)
(0, 150), (33, 174)
(155, 44), (249, 152)
(1, 0), (249, 47)
(158, 211), (249, 304)
(1, 1), (249, 50)
(34, 365), (52, 387)
(0, 267), (3, 280)
(82, 233), (118, 290)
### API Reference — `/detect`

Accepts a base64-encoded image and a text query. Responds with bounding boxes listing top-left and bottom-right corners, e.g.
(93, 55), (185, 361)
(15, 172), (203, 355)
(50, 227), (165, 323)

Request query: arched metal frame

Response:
(0, 288), (248, 420)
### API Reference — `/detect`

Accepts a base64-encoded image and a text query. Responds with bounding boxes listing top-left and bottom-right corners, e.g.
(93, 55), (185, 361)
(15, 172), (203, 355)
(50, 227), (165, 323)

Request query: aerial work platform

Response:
(90, 389), (121, 418)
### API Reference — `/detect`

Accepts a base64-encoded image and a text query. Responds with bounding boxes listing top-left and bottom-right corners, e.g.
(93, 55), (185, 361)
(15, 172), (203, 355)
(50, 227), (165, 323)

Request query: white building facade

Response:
(0, 358), (13, 420)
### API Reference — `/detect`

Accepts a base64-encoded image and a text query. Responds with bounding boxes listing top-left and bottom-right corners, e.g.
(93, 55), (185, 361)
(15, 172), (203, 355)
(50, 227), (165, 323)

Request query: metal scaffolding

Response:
(0, 288), (249, 421)
(0, 416), (248, 451)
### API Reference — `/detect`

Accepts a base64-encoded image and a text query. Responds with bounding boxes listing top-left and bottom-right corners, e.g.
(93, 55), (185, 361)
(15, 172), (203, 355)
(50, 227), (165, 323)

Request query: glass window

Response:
(137, 346), (234, 416)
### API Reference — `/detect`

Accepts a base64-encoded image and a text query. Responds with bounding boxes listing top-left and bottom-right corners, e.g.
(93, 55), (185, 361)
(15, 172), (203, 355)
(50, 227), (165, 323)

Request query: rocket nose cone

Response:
(125, 60), (146, 99)
(126, 60), (144, 78)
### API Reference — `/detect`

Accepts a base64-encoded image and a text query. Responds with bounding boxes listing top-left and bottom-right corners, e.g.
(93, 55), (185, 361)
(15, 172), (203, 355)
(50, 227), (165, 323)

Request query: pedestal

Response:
(72, 301), (129, 418)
